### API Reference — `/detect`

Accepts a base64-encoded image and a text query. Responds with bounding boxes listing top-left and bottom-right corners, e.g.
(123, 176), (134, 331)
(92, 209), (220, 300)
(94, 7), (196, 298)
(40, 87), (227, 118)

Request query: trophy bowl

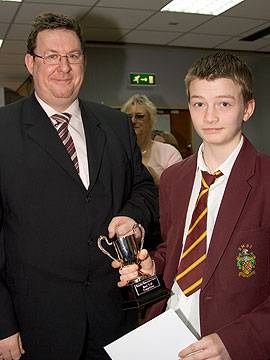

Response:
(98, 223), (170, 310)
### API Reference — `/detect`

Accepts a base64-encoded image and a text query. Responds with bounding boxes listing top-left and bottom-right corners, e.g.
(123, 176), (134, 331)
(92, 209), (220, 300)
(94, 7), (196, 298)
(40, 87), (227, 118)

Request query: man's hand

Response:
(178, 333), (231, 360)
(108, 216), (137, 238)
(112, 249), (155, 287)
(0, 332), (25, 360)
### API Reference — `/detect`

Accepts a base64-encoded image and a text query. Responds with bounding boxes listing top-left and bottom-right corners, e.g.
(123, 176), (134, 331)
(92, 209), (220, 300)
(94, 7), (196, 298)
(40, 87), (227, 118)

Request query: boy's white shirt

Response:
(166, 136), (244, 335)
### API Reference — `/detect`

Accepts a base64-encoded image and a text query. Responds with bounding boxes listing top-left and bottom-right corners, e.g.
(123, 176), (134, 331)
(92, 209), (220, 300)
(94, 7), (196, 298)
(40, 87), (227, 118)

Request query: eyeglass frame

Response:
(31, 51), (85, 65)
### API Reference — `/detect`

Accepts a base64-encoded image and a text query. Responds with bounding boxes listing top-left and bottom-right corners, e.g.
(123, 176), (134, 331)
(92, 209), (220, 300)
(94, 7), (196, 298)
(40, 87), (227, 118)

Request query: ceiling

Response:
(0, 0), (269, 91)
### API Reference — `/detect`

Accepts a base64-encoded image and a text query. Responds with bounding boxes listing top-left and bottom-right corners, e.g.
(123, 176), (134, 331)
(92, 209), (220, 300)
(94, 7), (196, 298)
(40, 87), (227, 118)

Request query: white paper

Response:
(104, 309), (198, 360)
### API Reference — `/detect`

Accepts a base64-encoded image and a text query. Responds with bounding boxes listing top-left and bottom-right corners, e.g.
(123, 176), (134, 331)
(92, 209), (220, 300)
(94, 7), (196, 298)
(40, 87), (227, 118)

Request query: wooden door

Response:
(170, 109), (193, 158)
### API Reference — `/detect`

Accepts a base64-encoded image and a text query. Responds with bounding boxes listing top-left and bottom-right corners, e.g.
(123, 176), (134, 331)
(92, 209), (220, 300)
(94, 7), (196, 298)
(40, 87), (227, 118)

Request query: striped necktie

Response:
(51, 113), (79, 173)
(176, 170), (222, 296)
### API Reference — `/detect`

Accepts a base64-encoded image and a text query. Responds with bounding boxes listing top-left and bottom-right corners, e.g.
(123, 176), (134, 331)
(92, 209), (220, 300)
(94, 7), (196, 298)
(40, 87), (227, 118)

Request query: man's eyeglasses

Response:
(128, 113), (146, 121)
(32, 52), (84, 65)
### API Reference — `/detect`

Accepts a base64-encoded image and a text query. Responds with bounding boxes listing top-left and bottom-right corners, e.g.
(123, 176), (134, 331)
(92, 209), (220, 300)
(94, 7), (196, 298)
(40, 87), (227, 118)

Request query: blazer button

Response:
(85, 280), (91, 286)
(86, 195), (91, 202)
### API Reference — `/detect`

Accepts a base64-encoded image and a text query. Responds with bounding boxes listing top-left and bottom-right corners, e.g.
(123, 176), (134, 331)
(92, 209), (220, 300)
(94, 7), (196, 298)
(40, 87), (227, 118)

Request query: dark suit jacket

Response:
(0, 94), (158, 359)
(147, 136), (270, 360)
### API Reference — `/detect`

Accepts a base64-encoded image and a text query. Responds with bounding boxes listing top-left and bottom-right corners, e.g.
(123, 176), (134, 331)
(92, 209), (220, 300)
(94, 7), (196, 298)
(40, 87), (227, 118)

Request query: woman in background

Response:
(121, 94), (182, 187)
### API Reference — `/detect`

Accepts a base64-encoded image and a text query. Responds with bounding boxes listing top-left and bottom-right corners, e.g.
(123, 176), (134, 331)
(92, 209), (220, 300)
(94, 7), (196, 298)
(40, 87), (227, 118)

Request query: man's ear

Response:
(25, 53), (34, 75)
(243, 99), (255, 123)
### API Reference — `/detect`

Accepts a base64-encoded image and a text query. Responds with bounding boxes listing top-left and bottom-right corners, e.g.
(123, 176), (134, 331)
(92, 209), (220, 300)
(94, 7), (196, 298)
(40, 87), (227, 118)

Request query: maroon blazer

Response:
(147, 136), (270, 360)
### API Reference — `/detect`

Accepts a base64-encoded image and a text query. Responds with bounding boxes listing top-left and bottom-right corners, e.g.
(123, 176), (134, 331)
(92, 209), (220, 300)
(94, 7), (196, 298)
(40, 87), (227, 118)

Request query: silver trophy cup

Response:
(97, 223), (170, 310)
(98, 223), (145, 281)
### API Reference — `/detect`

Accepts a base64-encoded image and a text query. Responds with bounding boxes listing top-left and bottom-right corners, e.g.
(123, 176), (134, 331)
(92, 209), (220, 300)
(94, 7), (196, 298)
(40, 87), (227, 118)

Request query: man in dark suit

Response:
(0, 13), (158, 360)
(117, 52), (270, 359)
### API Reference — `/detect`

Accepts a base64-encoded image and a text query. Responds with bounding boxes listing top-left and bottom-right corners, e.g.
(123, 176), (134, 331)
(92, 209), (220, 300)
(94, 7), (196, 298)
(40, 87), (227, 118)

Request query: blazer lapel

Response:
(24, 94), (84, 188)
(202, 137), (256, 290)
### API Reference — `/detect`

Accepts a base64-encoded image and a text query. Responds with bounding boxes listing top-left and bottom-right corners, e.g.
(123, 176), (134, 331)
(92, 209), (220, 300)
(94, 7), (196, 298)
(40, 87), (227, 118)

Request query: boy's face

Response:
(188, 78), (255, 150)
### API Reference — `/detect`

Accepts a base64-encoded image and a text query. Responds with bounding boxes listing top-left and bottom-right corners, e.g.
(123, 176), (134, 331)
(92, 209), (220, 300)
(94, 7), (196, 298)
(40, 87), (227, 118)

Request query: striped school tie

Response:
(176, 170), (222, 296)
(51, 113), (79, 173)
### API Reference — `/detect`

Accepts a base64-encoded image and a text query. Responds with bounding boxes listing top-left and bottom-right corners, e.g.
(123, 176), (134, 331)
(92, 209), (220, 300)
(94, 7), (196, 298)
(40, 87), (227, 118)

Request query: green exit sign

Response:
(129, 73), (156, 86)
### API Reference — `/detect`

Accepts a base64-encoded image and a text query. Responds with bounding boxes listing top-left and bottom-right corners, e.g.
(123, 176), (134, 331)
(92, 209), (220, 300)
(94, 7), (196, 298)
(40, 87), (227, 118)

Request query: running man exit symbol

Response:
(129, 73), (156, 86)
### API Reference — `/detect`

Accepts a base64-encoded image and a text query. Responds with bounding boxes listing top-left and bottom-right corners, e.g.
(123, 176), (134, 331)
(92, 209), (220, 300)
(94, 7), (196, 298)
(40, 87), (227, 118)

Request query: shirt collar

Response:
(197, 136), (244, 178)
(34, 92), (80, 119)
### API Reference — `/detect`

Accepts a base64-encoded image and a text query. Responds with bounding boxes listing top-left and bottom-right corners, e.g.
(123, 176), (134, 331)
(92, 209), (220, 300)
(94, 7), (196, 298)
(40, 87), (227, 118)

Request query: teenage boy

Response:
(116, 52), (270, 359)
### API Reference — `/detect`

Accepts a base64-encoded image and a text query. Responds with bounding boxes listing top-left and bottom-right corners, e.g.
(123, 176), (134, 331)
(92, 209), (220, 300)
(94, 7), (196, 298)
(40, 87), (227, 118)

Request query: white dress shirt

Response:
(35, 93), (89, 189)
(166, 137), (244, 335)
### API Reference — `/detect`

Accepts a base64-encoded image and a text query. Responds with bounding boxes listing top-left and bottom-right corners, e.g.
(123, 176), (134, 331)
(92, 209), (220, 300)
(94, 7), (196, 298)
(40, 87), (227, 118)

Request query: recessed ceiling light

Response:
(161, 0), (245, 16)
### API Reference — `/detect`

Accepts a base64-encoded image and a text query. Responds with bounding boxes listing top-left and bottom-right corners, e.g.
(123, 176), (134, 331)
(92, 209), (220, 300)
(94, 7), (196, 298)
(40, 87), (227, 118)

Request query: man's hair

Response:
(184, 52), (253, 104)
(27, 12), (84, 55)
(121, 94), (157, 126)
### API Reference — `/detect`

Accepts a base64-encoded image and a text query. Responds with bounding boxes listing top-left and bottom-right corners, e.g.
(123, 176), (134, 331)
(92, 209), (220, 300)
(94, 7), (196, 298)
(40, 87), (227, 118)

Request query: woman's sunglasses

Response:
(128, 113), (145, 121)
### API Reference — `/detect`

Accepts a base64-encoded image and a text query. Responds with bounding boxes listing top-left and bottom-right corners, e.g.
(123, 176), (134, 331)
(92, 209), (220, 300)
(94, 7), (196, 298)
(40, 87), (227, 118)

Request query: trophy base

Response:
(121, 275), (171, 310)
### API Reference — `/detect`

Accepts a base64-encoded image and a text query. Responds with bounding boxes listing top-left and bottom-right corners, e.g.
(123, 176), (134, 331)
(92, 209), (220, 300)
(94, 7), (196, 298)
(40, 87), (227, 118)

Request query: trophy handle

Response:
(97, 235), (118, 262)
(132, 223), (145, 251)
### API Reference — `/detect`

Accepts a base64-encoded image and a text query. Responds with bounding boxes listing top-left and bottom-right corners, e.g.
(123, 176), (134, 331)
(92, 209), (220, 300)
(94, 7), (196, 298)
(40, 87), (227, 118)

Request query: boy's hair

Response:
(121, 94), (157, 127)
(27, 13), (85, 55)
(184, 52), (253, 104)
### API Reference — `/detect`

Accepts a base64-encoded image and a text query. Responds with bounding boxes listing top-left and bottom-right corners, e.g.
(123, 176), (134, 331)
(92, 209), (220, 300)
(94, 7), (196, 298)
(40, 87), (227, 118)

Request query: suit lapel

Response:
(80, 101), (106, 192)
(202, 137), (257, 290)
(24, 94), (84, 189)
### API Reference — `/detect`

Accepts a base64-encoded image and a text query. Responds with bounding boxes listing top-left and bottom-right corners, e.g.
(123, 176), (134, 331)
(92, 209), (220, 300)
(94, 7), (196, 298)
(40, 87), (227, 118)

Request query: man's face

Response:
(25, 29), (85, 111)
(188, 78), (255, 151)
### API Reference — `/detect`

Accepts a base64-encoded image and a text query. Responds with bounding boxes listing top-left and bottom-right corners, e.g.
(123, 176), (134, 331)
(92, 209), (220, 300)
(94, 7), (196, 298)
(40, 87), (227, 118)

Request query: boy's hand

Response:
(112, 249), (155, 287)
(178, 333), (231, 360)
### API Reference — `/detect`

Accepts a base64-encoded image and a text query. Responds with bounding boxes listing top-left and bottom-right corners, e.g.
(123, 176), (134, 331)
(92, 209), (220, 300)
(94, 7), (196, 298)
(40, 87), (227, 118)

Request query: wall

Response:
(80, 44), (270, 153)
(0, 87), (4, 107)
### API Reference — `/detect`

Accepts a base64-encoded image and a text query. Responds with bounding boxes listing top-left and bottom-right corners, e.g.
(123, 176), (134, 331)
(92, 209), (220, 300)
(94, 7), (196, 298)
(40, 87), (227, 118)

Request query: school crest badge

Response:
(236, 244), (256, 278)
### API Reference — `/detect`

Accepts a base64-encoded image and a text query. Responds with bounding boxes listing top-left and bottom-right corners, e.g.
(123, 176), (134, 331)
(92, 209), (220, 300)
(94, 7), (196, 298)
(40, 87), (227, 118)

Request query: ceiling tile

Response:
(97, 0), (170, 10)
(0, 22), (9, 38)
(81, 7), (154, 28)
(24, 0), (96, 5)
(223, 0), (270, 20)
(83, 27), (129, 42)
(238, 21), (270, 39)
(257, 44), (270, 52)
(6, 24), (32, 41)
(170, 33), (230, 48)
(15, 3), (90, 24)
(0, 2), (20, 23)
(193, 16), (267, 36)
(0, 40), (26, 54)
(120, 29), (180, 45)
(0, 53), (25, 65)
(216, 36), (270, 51)
(138, 12), (211, 32)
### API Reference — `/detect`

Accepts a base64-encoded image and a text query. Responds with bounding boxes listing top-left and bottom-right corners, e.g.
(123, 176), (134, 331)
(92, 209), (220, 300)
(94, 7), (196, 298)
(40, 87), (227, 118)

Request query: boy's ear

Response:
(243, 99), (255, 122)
